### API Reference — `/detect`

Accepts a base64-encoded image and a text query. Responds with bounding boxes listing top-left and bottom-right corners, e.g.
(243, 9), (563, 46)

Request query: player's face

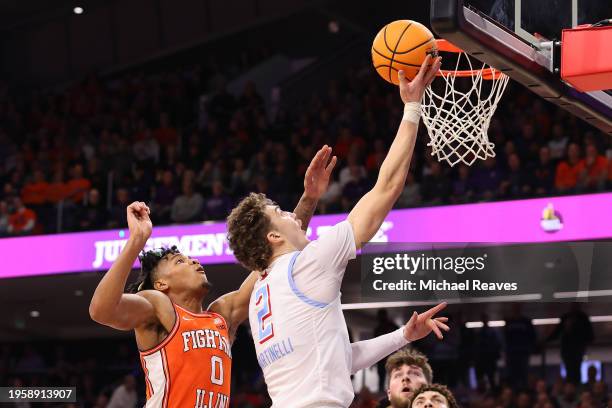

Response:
(158, 253), (209, 293)
(411, 391), (449, 408)
(265, 205), (309, 250)
(388, 364), (428, 407)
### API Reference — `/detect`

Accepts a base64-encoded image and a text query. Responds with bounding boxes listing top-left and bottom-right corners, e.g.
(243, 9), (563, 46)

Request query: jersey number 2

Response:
(255, 284), (274, 344)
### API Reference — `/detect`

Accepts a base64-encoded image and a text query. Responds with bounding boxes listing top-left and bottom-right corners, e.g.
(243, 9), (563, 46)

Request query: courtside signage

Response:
(1, 193), (611, 278)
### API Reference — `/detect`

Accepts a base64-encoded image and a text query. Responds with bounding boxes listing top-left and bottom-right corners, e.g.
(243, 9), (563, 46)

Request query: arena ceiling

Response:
(0, 0), (104, 30)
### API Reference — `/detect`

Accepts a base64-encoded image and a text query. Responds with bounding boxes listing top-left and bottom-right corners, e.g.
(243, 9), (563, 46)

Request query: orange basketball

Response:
(372, 20), (437, 85)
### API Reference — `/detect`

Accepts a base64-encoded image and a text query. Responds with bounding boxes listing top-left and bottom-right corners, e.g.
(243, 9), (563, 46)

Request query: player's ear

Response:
(267, 230), (282, 245)
(154, 279), (168, 292)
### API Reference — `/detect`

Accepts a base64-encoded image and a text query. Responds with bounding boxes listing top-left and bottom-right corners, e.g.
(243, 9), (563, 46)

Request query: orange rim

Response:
(433, 39), (505, 80)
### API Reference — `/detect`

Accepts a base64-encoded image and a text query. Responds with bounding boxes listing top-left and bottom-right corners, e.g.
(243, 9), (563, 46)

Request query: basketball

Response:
(371, 20), (437, 85)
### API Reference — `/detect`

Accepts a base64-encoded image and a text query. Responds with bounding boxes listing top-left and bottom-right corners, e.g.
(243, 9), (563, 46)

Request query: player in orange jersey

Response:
(89, 147), (336, 408)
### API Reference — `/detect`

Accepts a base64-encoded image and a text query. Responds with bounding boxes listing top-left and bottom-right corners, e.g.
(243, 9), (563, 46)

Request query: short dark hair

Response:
(407, 384), (458, 408)
(385, 347), (433, 384)
(226, 193), (275, 271)
(127, 246), (180, 293)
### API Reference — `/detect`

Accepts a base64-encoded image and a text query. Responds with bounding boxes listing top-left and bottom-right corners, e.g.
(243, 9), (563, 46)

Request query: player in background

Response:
(88, 147), (336, 408)
(226, 55), (446, 407)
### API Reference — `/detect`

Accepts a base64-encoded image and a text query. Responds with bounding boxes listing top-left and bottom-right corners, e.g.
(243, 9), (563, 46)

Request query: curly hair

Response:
(385, 347), (433, 384)
(407, 383), (458, 408)
(126, 246), (180, 293)
(226, 193), (275, 271)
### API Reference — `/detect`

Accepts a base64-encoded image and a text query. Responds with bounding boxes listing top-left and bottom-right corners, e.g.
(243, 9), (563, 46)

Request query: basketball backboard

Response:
(430, 0), (612, 135)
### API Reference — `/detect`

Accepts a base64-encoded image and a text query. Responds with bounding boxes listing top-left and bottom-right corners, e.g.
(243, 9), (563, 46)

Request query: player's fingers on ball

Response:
(425, 57), (441, 83)
(415, 55), (431, 81)
(398, 70), (406, 84)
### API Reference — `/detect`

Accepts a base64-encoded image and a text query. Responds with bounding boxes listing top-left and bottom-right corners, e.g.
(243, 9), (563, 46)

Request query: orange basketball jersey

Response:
(139, 304), (232, 408)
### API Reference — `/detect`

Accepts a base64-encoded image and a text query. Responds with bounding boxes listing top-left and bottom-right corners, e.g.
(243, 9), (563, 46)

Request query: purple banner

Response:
(2, 193), (611, 279)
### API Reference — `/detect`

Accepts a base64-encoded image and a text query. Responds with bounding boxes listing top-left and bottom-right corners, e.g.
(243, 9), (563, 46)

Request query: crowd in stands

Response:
(0, 50), (611, 236)
(1, 303), (608, 407)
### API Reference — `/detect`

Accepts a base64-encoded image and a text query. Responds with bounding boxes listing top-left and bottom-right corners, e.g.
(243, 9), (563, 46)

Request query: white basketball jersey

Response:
(248, 221), (356, 408)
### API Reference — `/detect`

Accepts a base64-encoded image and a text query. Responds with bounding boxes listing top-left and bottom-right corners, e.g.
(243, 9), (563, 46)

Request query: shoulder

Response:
(137, 290), (174, 313)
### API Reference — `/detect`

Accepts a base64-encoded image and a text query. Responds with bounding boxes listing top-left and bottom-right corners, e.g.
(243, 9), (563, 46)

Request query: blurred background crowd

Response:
(0, 54), (610, 236)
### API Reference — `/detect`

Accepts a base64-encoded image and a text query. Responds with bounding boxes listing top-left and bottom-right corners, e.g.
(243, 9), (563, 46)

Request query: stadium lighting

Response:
(30, 310), (40, 318)
(73, 6), (84, 15)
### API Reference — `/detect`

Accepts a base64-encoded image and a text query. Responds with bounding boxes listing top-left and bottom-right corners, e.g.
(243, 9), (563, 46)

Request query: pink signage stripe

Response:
(1, 193), (611, 279)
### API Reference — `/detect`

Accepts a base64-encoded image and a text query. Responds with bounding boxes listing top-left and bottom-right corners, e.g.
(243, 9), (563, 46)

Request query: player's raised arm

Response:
(89, 202), (157, 330)
(350, 302), (449, 375)
(209, 148), (336, 337)
(348, 55), (441, 249)
(293, 145), (336, 231)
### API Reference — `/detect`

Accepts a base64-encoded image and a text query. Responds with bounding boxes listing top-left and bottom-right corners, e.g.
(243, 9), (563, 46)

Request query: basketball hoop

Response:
(421, 39), (510, 167)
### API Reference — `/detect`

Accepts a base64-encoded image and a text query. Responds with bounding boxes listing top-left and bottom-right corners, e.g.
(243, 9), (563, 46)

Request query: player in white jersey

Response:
(227, 55), (445, 408)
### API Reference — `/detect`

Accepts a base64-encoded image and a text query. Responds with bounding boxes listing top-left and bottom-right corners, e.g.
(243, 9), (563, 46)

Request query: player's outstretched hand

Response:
(126, 201), (152, 245)
(398, 55), (442, 104)
(402, 302), (449, 342)
(303, 145), (337, 200)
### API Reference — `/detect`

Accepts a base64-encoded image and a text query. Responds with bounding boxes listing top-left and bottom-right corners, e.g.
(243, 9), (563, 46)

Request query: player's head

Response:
(227, 193), (308, 271)
(407, 384), (458, 408)
(128, 246), (210, 295)
(386, 348), (433, 407)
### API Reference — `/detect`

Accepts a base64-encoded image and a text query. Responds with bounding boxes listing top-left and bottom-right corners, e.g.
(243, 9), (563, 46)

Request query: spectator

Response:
(548, 123), (569, 160)
(546, 303), (594, 386)
(171, 179), (204, 223)
(107, 188), (131, 228)
(339, 151), (368, 188)
(229, 158), (250, 197)
(421, 162), (450, 204)
(397, 172), (421, 208)
(474, 314), (501, 390)
(384, 348), (433, 407)
(580, 143), (607, 191)
(152, 170), (178, 223)
(21, 170), (49, 208)
(341, 165), (370, 210)
(503, 304), (536, 388)
(500, 153), (531, 198)
(203, 181), (232, 221)
(450, 165), (473, 203)
(0, 200), (9, 236)
(556, 382), (578, 408)
(77, 189), (106, 231)
(129, 166), (153, 202)
(366, 139), (386, 172)
(47, 169), (69, 204)
(591, 381), (609, 406)
(8, 198), (37, 235)
(133, 126), (160, 168)
(555, 143), (584, 193)
(107, 374), (137, 408)
(65, 164), (92, 204)
(532, 146), (556, 195)
(406, 384), (458, 408)
(471, 158), (503, 201)
(374, 310), (399, 393)
(92, 393), (109, 408)
(154, 112), (179, 147)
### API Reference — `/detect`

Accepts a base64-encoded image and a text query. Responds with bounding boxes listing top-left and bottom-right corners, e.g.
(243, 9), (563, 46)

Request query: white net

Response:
(421, 50), (510, 167)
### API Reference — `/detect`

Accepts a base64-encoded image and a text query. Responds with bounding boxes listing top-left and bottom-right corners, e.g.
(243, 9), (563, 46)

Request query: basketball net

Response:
(420, 42), (510, 167)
